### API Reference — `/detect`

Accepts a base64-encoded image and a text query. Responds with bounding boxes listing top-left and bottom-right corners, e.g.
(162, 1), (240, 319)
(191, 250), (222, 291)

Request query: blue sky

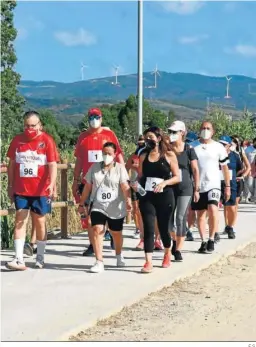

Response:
(14, 1), (256, 82)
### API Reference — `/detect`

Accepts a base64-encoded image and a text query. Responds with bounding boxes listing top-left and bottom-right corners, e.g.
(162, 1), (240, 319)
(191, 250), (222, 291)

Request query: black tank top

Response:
(141, 153), (172, 191)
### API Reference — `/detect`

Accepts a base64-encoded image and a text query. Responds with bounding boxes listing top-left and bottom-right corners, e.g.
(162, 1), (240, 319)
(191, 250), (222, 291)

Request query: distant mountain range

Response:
(19, 72), (256, 125)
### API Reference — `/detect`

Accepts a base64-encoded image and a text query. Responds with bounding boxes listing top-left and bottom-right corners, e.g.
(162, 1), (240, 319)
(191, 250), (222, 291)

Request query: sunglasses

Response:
(88, 115), (101, 121)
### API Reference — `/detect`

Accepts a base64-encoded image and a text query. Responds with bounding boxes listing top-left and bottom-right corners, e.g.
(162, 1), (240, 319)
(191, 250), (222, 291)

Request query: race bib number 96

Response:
(208, 189), (221, 202)
(20, 164), (38, 178)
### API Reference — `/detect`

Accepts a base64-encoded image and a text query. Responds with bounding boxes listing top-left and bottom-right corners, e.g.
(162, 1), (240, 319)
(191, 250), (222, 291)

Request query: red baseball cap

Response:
(88, 108), (102, 117)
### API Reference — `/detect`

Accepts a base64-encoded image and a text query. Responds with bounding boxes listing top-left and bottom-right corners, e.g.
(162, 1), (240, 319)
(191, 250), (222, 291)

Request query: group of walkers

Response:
(5, 108), (256, 273)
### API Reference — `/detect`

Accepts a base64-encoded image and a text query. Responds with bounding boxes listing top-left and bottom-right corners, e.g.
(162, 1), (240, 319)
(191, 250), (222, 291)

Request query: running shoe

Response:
(214, 232), (220, 243)
(198, 241), (207, 253)
(90, 261), (104, 273)
(185, 230), (194, 241)
(141, 262), (153, 273)
(5, 258), (27, 271)
(82, 244), (94, 256)
(162, 253), (171, 268)
(207, 240), (215, 253)
(154, 239), (163, 251)
(174, 250), (183, 262)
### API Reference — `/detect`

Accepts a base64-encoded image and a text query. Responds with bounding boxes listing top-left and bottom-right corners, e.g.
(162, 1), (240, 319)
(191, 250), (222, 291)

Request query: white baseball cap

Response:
(168, 121), (186, 132)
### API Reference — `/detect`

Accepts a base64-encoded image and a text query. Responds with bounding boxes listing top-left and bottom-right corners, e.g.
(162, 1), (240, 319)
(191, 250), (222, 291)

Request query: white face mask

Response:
(169, 134), (179, 142)
(102, 154), (114, 165)
(90, 119), (101, 129)
(200, 129), (212, 140)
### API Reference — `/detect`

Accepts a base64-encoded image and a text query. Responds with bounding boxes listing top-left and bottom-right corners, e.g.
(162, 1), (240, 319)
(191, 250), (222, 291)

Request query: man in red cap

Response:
(72, 107), (124, 255)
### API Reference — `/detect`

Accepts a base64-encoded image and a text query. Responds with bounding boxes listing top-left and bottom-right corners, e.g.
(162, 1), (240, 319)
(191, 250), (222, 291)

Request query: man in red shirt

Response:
(6, 111), (58, 270)
(72, 107), (124, 256)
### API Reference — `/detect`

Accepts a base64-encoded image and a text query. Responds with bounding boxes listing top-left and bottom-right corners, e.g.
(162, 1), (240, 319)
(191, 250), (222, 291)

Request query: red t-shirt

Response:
(75, 128), (123, 177)
(7, 132), (58, 197)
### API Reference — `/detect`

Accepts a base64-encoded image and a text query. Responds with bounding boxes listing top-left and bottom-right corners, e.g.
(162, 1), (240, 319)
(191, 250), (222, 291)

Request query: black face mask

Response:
(146, 139), (157, 150)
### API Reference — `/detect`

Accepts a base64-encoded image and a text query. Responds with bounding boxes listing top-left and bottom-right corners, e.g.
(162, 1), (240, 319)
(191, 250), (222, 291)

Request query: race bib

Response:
(145, 177), (164, 191)
(20, 163), (38, 178)
(219, 170), (233, 180)
(97, 186), (117, 203)
(88, 150), (103, 163)
(208, 189), (221, 202)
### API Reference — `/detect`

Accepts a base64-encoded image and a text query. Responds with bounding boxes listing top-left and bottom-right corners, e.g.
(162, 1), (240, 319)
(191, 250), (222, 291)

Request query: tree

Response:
(1, 0), (25, 144)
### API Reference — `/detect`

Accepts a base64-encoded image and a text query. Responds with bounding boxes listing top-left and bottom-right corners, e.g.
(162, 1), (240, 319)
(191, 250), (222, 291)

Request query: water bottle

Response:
(137, 182), (147, 196)
(130, 170), (146, 196)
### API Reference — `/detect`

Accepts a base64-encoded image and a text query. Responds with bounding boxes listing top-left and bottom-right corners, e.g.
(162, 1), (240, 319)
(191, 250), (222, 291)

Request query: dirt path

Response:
(71, 243), (256, 342)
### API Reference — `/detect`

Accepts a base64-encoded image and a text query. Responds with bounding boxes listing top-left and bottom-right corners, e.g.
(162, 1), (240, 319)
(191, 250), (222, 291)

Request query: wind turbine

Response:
(111, 64), (120, 85)
(224, 76), (232, 99)
(151, 64), (160, 89)
(81, 62), (88, 81)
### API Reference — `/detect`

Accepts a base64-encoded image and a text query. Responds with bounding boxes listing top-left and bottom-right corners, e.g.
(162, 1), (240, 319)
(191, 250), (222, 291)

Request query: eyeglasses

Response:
(88, 115), (101, 121)
(24, 122), (40, 129)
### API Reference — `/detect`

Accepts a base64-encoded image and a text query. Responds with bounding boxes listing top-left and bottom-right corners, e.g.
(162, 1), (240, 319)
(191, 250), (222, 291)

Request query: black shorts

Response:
(191, 189), (220, 211)
(131, 188), (139, 202)
(90, 211), (125, 231)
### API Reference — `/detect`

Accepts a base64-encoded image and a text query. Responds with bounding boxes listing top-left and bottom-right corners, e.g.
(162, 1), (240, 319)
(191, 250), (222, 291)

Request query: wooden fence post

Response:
(61, 160), (68, 238)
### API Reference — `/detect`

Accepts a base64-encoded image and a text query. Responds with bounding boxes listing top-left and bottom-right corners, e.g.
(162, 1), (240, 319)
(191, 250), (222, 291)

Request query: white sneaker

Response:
(35, 255), (44, 269)
(90, 260), (104, 273)
(5, 258), (27, 271)
(116, 254), (126, 267)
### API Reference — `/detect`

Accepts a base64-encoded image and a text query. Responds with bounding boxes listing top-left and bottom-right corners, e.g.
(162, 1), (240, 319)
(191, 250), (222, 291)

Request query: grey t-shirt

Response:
(85, 162), (129, 219)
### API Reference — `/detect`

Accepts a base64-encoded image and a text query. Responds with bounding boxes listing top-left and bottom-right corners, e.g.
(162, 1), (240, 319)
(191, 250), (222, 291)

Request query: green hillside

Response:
(19, 72), (256, 124)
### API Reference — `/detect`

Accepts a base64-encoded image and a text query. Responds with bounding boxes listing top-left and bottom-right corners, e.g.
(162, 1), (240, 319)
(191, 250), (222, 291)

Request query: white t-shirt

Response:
(194, 140), (229, 193)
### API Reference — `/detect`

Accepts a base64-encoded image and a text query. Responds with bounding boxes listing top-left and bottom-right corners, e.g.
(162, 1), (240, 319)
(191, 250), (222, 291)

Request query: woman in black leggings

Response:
(131, 127), (180, 273)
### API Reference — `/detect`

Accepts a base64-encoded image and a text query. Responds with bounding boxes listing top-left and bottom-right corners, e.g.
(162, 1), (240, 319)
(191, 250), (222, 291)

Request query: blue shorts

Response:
(14, 195), (52, 215)
(221, 188), (237, 206)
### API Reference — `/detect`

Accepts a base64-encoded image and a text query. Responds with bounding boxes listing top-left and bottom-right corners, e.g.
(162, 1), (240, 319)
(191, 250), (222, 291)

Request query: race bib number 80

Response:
(97, 187), (117, 203)
(20, 164), (38, 178)
(208, 189), (221, 202)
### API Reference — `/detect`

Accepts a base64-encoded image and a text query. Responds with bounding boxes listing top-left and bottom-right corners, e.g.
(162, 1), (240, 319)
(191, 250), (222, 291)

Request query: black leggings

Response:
(139, 190), (175, 253)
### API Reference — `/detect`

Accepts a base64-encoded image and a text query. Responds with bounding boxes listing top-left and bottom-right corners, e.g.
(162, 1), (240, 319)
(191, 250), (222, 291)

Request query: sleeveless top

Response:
(141, 153), (172, 192)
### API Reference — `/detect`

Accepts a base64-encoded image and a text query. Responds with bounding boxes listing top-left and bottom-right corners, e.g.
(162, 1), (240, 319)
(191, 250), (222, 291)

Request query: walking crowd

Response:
(5, 109), (256, 273)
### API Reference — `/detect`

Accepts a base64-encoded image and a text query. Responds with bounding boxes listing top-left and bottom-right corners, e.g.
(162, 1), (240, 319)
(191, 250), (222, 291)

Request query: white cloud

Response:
(159, 1), (204, 15)
(225, 44), (256, 58)
(54, 28), (97, 47)
(16, 27), (28, 40)
(178, 34), (209, 44)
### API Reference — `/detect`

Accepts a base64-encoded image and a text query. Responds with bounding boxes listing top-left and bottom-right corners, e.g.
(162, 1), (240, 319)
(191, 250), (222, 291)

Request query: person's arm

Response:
(78, 166), (93, 214)
(154, 151), (180, 193)
(239, 152), (251, 178)
(7, 159), (16, 202)
(120, 165), (132, 211)
(47, 162), (57, 196)
(72, 157), (82, 197)
(191, 159), (200, 201)
(121, 182), (132, 212)
(125, 155), (133, 172)
(221, 165), (231, 201)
